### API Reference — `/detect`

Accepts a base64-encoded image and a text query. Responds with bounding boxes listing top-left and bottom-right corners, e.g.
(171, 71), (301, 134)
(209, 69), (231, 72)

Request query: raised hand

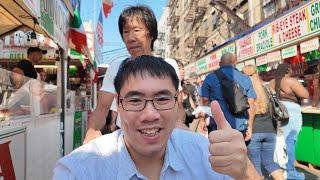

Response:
(208, 101), (249, 179)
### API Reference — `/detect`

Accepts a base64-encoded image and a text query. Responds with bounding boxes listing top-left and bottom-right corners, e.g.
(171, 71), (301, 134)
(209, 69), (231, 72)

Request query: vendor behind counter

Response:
(303, 60), (320, 107)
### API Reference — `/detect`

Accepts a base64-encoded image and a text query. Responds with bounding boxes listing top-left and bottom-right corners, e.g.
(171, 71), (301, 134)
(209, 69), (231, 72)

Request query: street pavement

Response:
(262, 164), (320, 179)
(296, 164), (320, 180)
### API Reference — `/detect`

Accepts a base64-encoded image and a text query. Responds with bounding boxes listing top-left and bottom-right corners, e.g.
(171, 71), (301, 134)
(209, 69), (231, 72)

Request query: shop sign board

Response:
(282, 45), (298, 59)
(185, 62), (196, 78)
(207, 52), (220, 71)
(256, 55), (268, 66)
(236, 62), (245, 71)
(271, 5), (308, 47)
(207, 43), (236, 71)
(237, 0), (320, 61)
(267, 50), (282, 63)
(196, 57), (208, 74)
(0, 128), (26, 180)
(244, 59), (256, 66)
(0, 48), (56, 60)
(40, 0), (69, 50)
(40, 0), (54, 36)
(300, 37), (320, 53)
(236, 34), (255, 60)
(254, 27), (273, 54)
(53, 0), (70, 51)
(24, 0), (41, 17)
(220, 43), (236, 56)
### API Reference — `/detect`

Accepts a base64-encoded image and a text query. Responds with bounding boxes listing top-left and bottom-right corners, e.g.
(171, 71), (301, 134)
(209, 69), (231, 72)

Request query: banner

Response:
(236, 62), (245, 71)
(40, 0), (70, 50)
(267, 50), (281, 63)
(281, 45), (298, 59)
(185, 62), (196, 78)
(207, 43), (236, 71)
(256, 55), (268, 66)
(236, 36), (255, 60)
(237, 0), (320, 61)
(244, 59), (255, 66)
(300, 37), (319, 53)
(196, 58), (208, 74)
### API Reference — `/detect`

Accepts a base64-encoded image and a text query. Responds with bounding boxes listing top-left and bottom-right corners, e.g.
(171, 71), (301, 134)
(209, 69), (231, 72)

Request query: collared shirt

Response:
(53, 129), (231, 180)
(201, 65), (256, 132)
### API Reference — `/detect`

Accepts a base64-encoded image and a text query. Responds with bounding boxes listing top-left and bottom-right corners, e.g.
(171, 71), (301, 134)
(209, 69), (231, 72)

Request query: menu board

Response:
(236, 0), (320, 61)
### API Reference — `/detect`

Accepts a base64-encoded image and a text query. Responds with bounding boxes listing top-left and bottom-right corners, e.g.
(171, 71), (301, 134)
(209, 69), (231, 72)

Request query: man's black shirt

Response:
(17, 60), (37, 79)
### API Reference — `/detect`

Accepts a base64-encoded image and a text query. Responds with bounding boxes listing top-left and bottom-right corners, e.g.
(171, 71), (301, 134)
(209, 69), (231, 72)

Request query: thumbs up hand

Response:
(208, 101), (249, 179)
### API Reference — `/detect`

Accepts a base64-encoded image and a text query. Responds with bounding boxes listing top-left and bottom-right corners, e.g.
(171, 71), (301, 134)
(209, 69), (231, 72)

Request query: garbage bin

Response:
(295, 113), (315, 164)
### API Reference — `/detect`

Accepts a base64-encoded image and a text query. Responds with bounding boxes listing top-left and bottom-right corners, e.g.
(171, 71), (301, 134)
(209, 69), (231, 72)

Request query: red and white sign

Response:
(185, 62), (196, 78)
(300, 37), (320, 53)
(207, 52), (220, 71)
(244, 59), (255, 66)
(236, 36), (255, 60)
(236, 0), (320, 61)
(267, 51), (282, 63)
(256, 55), (268, 66)
(0, 128), (25, 180)
(272, 7), (308, 46)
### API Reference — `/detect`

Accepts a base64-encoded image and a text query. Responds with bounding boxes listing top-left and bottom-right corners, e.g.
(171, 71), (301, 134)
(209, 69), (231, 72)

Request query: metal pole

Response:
(59, 47), (66, 156)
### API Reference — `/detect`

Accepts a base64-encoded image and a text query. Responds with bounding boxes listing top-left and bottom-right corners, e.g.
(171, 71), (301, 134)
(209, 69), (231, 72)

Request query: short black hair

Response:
(114, 55), (179, 94)
(27, 47), (47, 56)
(16, 60), (37, 79)
(175, 59), (184, 68)
(118, 5), (158, 51)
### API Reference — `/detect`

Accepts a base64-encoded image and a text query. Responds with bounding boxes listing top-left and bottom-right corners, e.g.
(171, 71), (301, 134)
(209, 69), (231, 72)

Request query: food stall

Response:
(191, 0), (320, 168)
(0, 0), (75, 179)
(234, 0), (320, 168)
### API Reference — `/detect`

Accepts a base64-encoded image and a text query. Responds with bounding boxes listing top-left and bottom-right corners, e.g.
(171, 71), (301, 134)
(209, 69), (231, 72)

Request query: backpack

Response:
(214, 70), (249, 115)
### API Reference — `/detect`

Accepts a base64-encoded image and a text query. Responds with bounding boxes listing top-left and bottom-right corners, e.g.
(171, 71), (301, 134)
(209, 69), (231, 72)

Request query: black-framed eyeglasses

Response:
(119, 95), (178, 112)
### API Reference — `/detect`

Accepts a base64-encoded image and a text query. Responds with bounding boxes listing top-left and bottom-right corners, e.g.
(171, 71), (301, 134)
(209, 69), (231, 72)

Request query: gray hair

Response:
(220, 52), (236, 65)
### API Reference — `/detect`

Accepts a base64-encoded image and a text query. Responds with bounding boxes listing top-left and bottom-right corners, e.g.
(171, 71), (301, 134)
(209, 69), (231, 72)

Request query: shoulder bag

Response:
(265, 87), (289, 126)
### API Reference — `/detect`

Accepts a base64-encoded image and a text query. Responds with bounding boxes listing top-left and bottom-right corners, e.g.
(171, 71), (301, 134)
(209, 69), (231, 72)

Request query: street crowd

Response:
(52, 4), (318, 180)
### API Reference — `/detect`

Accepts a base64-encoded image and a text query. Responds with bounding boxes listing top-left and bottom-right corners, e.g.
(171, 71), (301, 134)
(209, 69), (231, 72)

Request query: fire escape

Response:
(210, 0), (250, 31)
(185, 0), (207, 59)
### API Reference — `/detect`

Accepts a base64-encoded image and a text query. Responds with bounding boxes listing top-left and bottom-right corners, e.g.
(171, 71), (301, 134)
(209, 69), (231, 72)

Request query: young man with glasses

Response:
(53, 56), (260, 179)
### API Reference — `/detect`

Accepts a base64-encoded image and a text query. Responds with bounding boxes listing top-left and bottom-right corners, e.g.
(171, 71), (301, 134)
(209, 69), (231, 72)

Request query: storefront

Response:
(189, 42), (236, 78)
(0, 0), (77, 179)
(190, 0), (320, 167)
(234, 0), (320, 167)
(236, 0), (320, 76)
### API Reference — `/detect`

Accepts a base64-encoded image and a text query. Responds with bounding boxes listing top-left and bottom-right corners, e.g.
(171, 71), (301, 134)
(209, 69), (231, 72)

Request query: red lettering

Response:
(281, 26), (301, 42)
(239, 37), (251, 47)
(0, 141), (16, 180)
(300, 9), (306, 22)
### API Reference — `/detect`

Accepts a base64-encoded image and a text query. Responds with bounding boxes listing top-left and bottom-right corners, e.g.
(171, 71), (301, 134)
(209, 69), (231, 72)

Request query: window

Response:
(203, 19), (208, 31)
(184, 0), (189, 9)
(263, 0), (276, 19)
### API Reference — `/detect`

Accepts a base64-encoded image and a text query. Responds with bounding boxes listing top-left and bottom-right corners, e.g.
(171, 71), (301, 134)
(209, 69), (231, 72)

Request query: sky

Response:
(80, 0), (168, 64)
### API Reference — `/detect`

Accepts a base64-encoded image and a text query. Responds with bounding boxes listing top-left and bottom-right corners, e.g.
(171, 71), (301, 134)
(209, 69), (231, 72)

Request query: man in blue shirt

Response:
(53, 56), (260, 179)
(201, 53), (256, 141)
